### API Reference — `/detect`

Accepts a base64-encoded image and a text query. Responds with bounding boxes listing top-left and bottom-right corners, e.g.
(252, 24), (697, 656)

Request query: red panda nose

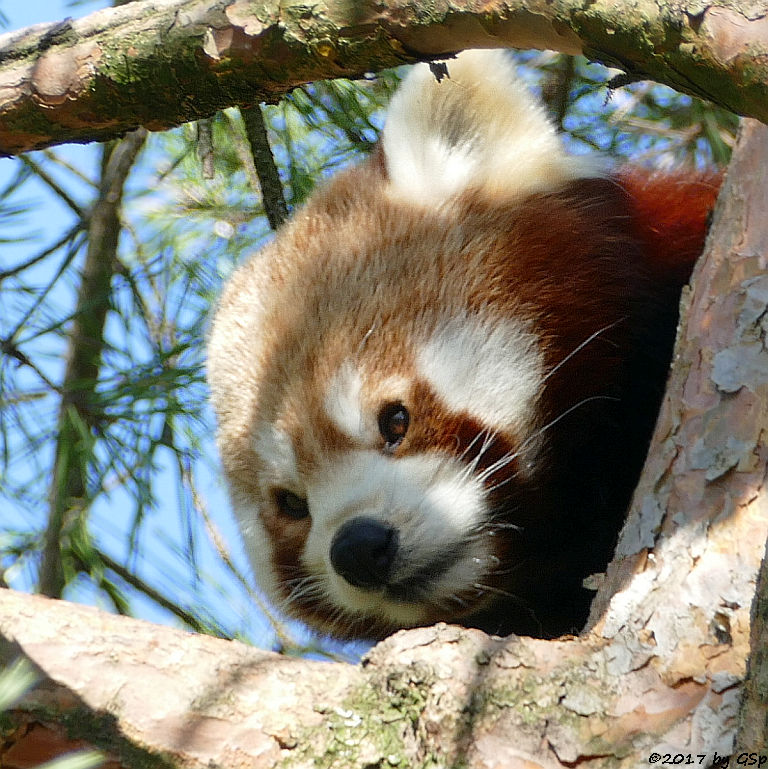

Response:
(329, 517), (399, 590)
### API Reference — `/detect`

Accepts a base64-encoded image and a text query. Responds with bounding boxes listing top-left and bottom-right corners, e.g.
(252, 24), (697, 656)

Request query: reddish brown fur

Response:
(297, 163), (715, 636)
(619, 169), (721, 286)
(209, 106), (721, 639)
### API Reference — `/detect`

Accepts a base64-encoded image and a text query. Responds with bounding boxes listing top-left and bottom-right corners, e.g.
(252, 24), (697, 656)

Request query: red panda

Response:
(207, 50), (720, 640)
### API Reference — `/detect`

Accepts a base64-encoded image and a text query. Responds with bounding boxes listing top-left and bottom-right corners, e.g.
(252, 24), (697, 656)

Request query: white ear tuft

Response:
(381, 49), (598, 206)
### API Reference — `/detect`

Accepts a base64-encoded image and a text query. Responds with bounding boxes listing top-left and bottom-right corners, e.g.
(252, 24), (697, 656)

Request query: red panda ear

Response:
(380, 49), (599, 207)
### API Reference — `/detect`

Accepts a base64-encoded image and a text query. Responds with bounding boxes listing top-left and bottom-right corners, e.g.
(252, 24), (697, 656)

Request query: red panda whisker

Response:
(484, 394), (620, 493)
(486, 520), (524, 532)
(327, 605), (351, 630)
(540, 317), (626, 387)
(456, 426), (495, 467)
(460, 529), (493, 546)
(455, 428), (511, 489)
(283, 576), (326, 607)
(469, 388), (620, 491)
(334, 609), (382, 641)
(458, 444), (496, 485)
(476, 547), (531, 581)
(475, 430), (504, 470)
(281, 574), (320, 593)
(277, 558), (313, 574)
(485, 471), (524, 494)
(471, 583), (528, 605)
(481, 558), (527, 579)
(475, 450), (522, 484)
(432, 592), (472, 613)
(283, 574), (322, 590)
(535, 394), (621, 437)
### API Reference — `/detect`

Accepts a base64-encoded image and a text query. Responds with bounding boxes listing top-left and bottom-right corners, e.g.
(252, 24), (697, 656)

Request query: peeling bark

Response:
(2, 119), (767, 769)
(0, 0), (767, 155)
(738, 534), (768, 754)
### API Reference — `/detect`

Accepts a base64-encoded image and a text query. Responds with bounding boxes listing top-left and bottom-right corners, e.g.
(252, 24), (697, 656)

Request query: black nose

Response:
(329, 517), (399, 590)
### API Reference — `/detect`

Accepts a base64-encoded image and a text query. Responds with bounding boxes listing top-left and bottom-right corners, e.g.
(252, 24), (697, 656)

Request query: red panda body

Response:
(207, 51), (720, 640)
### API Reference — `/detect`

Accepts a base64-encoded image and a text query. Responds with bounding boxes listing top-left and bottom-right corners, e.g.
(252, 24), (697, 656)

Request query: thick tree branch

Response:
(0, 0), (767, 155)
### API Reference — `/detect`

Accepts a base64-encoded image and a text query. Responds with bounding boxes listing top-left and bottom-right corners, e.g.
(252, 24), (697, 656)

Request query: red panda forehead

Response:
(275, 164), (479, 277)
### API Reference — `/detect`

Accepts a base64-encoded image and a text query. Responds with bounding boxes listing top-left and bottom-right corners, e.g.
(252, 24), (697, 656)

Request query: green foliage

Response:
(0, 53), (737, 655)
(0, 657), (38, 712)
(517, 52), (738, 165)
(35, 754), (105, 769)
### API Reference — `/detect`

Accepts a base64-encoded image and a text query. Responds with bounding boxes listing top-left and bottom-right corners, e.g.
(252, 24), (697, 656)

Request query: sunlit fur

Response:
(207, 50), (720, 640)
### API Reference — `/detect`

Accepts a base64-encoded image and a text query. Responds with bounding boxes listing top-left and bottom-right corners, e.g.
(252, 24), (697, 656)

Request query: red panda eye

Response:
(273, 489), (310, 520)
(378, 403), (409, 450)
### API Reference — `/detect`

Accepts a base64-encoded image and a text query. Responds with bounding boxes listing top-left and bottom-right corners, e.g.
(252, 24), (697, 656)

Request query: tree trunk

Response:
(2, 116), (767, 769)
(0, 0), (767, 155)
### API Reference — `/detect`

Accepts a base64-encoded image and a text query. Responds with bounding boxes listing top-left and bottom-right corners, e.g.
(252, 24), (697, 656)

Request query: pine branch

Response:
(241, 106), (288, 230)
(39, 128), (147, 598)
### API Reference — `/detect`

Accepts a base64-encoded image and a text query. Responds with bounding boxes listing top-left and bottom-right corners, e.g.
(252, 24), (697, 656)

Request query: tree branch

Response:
(0, 0), (766, 156)
(738, 535), (768, 753)
(241, 105), (289, 230)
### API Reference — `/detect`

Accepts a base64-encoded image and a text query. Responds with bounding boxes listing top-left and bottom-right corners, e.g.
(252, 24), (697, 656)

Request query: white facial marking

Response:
(324, 362), (366, 441)
(253, 422), (299, 490)
(416, 313), (543, 434)
(324, 362), (412, 444)
(302, 450), (490, 626)
(231, 498), (282, 610)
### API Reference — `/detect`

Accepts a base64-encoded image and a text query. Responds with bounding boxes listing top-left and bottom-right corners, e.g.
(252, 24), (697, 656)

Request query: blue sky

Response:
(0, 0), (312, 652)
(1, 0), (105, 27)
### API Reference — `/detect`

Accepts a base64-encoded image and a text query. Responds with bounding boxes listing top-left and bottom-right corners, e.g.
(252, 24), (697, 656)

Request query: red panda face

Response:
(266, 312), (549, 637)
(210, 185), (552, 639)
(208, 50), (717, 640)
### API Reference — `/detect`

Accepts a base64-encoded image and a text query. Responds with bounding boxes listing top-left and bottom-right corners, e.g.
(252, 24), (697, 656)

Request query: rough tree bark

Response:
(1, 110), (767, 767)
(0, 0), (767, 155)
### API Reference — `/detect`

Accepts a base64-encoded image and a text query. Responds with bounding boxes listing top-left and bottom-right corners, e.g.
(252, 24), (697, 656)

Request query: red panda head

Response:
(207, 50), (717, 640)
